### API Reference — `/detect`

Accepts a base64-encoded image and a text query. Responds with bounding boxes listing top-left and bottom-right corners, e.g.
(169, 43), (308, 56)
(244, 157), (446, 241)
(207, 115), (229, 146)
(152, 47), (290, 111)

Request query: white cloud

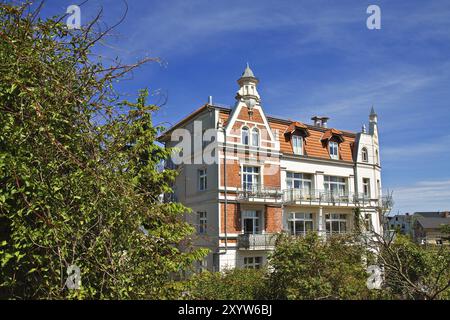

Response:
(392, 179), (450, 213)
(382, 135), (450, 159)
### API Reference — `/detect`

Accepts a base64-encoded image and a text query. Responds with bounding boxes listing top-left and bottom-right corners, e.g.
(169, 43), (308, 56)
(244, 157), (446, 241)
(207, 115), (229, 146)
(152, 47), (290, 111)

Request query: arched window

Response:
(375, 149), (379, 165)
(251, 128), (259, 146)
(362, 147), (368, 162)
(242, 126), (249, 145)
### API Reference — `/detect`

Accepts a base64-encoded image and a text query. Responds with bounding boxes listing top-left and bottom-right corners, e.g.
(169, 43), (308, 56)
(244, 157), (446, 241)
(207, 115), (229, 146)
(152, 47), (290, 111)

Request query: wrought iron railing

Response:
(237, 185), (283, 201)
(283, 188), (375, 205)
(237, 233), (278, 250)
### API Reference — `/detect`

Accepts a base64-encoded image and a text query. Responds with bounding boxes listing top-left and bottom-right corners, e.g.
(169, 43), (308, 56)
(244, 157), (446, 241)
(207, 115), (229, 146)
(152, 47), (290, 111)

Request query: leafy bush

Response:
(185, 268), (267, 300)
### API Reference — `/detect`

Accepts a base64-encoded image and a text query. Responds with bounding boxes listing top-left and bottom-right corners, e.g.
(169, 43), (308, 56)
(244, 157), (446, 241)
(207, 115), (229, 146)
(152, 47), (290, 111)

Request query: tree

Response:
(0, 1), (207, 299)
(368, 234), (450, 300)
(266, 233), (380, 300)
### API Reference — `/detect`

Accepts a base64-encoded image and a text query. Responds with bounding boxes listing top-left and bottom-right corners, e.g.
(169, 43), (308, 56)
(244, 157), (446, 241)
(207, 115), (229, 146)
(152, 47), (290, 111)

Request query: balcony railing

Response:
(237, 233), (278, 250)
(237, 185), (283, 201)
(283, 188), (375, 205)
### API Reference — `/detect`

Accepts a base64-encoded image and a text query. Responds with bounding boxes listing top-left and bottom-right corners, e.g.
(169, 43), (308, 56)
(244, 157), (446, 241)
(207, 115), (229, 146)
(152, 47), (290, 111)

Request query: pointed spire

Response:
(241, 63), (255, 78)
(370, 105), (376, 116)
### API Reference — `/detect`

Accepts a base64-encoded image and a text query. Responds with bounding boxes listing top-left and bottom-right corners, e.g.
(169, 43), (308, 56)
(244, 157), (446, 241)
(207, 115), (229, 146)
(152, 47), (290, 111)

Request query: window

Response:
(198, 169), (207, 191)
(286, 172), (312, 192)
(198, 211), (207, 234)
(375, 149), (379, 165)
(242, 211), (261, 234)
(288, 213), (314, 235)
(364, 214), (373, 231)
(324, 176), (346, 196)
(198, 258), (208, 272)
(325, 214), (347, 234)
(363, 178), (370, 198)
(329, 141), (339, 160)
(243, 257), (262, 269)
(251, 128), (259, 147)
(242, 166), (260, 191)
(292, 135), (303, 155)
(362, 147), (368, 162)
(242, 127), (249, 145)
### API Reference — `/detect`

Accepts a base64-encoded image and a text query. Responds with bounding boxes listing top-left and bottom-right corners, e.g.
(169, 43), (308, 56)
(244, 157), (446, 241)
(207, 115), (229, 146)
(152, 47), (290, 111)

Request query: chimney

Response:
(208, 96), (213, 105)
(311, 116), (329, 128)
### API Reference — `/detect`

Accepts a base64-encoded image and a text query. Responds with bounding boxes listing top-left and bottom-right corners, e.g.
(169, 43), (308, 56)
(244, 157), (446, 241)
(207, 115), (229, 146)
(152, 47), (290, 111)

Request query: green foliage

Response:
(185, 268), (267, 300)
(0, 2), (207, 299)
(266, 233), (379, 300)
(379, 235), (450, 300)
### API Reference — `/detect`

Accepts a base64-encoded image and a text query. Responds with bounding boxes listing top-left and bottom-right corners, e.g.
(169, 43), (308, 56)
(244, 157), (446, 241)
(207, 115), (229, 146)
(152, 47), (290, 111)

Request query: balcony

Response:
(283, 189), (376, 206)
(237, 233), (278, 250)
(236, 185), (283, 202)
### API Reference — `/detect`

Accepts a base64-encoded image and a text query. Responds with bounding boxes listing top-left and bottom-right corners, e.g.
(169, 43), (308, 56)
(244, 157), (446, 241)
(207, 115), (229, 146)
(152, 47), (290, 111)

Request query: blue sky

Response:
(39, 0), (450, 214)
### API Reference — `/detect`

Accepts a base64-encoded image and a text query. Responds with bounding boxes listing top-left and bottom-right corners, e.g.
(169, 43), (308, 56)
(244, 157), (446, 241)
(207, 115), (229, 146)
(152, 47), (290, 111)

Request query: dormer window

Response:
(292, 135), (303, 155)
(329, 141), (339, 160)
(251, 128), (259, 147)
(362, 147), (368, 162)
(242, 126), (249, 145)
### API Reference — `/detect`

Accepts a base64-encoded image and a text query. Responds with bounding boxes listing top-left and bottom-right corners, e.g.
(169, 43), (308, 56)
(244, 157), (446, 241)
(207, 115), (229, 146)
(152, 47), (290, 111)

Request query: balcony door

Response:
(242, 210), (262, 234)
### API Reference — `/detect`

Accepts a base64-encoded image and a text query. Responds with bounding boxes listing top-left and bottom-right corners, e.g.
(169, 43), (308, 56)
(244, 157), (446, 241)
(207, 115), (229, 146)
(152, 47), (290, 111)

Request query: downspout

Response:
(216, 121), (228, 256)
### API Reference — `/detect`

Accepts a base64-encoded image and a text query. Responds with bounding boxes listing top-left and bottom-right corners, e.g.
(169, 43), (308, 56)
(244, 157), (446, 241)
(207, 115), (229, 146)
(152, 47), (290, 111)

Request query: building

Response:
(160, 65), (383, 271)
(412, 212), (450, 245)
(386, 213), (413, 236)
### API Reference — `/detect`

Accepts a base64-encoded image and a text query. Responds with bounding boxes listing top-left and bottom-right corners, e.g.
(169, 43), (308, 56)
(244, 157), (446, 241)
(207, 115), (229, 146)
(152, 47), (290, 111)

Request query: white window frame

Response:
(198, 211), (207, 234)
(251, 128), (260, 147)
(286, 172), (312, 191)
(198, 168), (207, 191)
(329, 141), (339, 160)
(325, 213), (347, 234)
(242, 210), (262, 234)
(243, 256), (262, 269)
(363, 178), (370, 198)
(288, 213), (314, 235)
(242, 126), (249, 145)
(324, 176), (347, 196)
(292, 135), (303, 155)
(362, 147), (368, 162)
(364, 213), (373, 232)
(242, 166), (260, 191)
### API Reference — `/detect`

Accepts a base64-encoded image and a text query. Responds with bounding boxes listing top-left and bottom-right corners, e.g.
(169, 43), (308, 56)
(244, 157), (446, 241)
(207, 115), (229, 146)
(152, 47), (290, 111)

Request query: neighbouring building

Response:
(386, 213), (413, 236)
(160, 65), (383, 271)
(412, 212), (450, 245)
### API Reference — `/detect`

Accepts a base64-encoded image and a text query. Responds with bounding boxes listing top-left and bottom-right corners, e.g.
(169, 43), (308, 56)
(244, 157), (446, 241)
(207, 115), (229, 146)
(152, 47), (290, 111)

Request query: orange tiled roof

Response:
(320, 128), (344, 142)
(284, 121), (309, 136)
